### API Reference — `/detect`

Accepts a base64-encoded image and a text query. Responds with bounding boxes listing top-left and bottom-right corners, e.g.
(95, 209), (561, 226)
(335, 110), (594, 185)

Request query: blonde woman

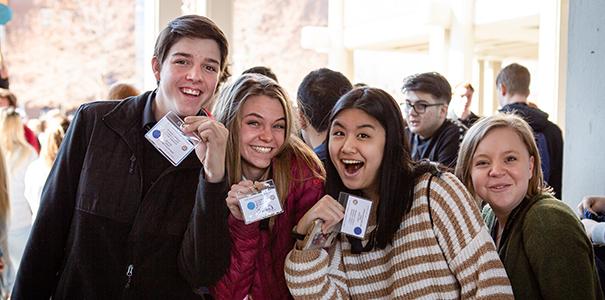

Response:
(182, 74), (325, 299)
(0, 107), (36, 273)
(0, 150), (13, 299)
(25, 115), (69, 220)
(455, 113), (602, 299)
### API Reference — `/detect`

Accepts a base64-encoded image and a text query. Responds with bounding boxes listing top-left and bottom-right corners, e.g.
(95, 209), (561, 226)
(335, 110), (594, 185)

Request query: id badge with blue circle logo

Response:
(144, 111), (199, 166)
(238, 180), (283, 224)
(339, 192), (372, 239)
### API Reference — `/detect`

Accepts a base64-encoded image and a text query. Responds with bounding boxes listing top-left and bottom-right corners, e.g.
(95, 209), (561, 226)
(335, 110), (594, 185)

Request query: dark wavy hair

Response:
(324, 87), (435, 248)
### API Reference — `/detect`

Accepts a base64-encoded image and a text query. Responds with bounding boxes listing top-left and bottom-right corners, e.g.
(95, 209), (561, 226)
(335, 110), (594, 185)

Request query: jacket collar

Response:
(102, 91), (202, 170)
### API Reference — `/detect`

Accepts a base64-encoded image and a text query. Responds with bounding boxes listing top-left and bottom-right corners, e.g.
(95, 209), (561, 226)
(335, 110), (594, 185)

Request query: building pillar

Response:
(537, 0), (568, 128)
(563, 0), (605, 206)
(447, 0), (475, 85)
(328, 0), (353, 80)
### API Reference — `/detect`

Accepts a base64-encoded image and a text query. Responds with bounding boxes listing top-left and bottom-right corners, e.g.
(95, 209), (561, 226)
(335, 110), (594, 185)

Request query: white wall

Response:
(563, 0), (605, 207)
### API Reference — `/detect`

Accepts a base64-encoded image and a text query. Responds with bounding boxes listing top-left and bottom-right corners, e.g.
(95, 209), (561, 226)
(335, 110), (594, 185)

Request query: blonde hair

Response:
(455, 113), (548, 202)
(213, 74), (325, 202)
(0, 150), (9, 222)
(0, 107), (36, 171)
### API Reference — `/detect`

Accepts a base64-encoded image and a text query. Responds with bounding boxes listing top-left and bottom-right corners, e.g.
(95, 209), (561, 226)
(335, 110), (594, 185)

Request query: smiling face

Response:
(329, 108), (385, 197)
(403, 90), (447, 139)
(152, 37), (221, 120)
(471, 127), (534, 219)
(239, 95), (286, 180)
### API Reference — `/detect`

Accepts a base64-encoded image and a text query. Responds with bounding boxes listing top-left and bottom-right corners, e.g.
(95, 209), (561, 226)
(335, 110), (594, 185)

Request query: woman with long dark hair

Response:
(285, 87), (512, 299)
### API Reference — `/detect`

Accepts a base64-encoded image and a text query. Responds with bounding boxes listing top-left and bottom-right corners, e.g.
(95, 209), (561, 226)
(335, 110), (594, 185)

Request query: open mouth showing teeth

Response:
(252, 146), (271, 153)
(342, 159), (364, 173)
(181, 87), (201, 96)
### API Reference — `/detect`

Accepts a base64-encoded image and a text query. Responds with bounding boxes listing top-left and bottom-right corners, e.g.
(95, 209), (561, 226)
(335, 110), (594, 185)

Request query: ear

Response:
(528, 155), (535, 179)
(151, 56), (161, 82)
(439, 104), (448, 118)
(298, 109), (308, 129)
(499, 83), (507, 97)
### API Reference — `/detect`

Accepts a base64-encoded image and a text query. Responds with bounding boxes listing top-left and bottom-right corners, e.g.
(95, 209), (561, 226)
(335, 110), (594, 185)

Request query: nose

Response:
(340, 136), (357, 154)
(186, 66), (202, 82)
(258, 126), (273, 142)
(488, 161), (506, 177)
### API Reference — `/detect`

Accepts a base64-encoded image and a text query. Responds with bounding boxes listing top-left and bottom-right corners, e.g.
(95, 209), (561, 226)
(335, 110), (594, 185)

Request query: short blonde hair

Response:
(455, 113), (548, 201)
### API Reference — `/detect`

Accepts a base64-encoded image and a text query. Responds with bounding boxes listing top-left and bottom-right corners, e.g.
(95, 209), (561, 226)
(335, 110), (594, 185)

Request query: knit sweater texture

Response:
(285, 172), (513, 299)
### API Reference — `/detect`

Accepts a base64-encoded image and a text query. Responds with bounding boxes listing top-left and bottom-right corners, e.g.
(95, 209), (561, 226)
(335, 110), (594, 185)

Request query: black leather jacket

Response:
(12, 92), (230, 299)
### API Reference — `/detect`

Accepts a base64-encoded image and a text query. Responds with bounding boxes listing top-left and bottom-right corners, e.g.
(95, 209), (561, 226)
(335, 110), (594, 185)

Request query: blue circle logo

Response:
(152, 130), (161, 138)
(354, 227), (362, 235)
(247, 202), (256, 210)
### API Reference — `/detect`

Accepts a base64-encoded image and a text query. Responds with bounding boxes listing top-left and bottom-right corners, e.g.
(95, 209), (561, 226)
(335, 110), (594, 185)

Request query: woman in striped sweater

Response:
(284, 87), (513, 299)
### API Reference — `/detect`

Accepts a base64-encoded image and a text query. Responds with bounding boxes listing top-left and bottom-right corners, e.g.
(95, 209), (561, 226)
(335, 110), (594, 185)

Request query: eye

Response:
(246, 120), (260, 127)
(174, 59), (189, 65)
(416, 103), (428, 111)
(505, 155), (517, 163)
(331, 130), (345, 137)
(474, 160), (489, 167)
(357, 133), (370, 139)
(273, 123), (286, 130)
(204, 64), (218, 73)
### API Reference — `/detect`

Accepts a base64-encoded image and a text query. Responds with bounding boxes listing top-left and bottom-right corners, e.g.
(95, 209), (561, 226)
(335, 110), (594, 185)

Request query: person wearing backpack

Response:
(496, 63), (563, 199)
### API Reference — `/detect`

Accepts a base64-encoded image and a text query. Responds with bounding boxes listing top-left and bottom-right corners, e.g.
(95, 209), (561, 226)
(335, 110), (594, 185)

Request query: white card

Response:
(238, 180), (283, 224)
(340, 194), (372, 238)
(144, 111), (197, 166)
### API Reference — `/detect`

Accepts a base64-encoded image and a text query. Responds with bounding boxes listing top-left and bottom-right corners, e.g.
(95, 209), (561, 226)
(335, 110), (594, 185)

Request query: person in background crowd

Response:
(402, 72), (466, 169)
(297, 68), (352, 160)
(106, 82), (140, 100)
(188, 74), (324, 299)
(24, 114), (69, 220)
(285, 87), (513, 299)
(13, 15), (232, 299)
(455, 113), (602, 299)
(0, 149), (13, 299)
(242, 66), (278, 82)
(0, 89), (40, 153)
(0, 107), (37, 287)
(449, 82), (481, 128)
(496, 63), (563, 199)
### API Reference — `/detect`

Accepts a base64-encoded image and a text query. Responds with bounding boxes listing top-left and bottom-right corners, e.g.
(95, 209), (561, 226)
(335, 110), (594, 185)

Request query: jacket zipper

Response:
(124, 264), (134, 288)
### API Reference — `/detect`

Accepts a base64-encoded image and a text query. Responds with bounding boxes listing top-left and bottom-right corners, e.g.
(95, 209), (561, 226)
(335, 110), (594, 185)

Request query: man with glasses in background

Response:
(401, 72), (465, 169)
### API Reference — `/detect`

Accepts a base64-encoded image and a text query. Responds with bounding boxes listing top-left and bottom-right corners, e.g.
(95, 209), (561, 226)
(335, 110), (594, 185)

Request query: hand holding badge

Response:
(236, 180), (283, 224)
(301, 192), (372, 250)
(145, 111), (199, 166)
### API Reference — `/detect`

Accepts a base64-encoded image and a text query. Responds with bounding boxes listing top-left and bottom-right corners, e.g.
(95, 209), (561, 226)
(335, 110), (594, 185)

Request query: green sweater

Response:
(483, 193), (603, 300)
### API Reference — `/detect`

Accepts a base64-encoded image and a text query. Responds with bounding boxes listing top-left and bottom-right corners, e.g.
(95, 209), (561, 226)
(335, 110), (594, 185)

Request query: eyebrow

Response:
(244, 112), (286, 123)
(171, 52), (220, 65)
(332, 120), (376, 130)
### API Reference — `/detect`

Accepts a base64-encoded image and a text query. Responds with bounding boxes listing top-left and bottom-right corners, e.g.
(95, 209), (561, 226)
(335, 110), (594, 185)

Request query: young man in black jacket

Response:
(13, 15), (232, 299)
(402, 72), (465, 169)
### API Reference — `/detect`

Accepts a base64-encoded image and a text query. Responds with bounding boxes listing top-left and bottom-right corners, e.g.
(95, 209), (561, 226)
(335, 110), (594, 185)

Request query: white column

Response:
(447, 0), (475, 85)
(537, 0), (568, 129)
(328, 0), (353, 80)
(428, 25), (447, 75)
(481, 60), (500, 116)
(136, 0), (182, 91)
(563, 0), (605, 206)
(205, 0), (233, 60)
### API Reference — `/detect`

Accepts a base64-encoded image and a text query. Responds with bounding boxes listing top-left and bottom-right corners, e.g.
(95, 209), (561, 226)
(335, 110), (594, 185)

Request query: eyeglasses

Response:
(401, 101), (444, 114)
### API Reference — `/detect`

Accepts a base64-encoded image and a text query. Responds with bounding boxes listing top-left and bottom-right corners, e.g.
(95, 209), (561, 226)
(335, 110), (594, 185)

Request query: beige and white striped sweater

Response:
(285, 172), (513, 299)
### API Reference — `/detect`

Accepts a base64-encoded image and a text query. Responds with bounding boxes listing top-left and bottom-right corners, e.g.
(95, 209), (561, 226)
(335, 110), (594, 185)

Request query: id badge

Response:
(338, 192), (372, 239)
(144, 111), (199, 166)
(238, 180), (283, 224)
(303, 219), (339, 250)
